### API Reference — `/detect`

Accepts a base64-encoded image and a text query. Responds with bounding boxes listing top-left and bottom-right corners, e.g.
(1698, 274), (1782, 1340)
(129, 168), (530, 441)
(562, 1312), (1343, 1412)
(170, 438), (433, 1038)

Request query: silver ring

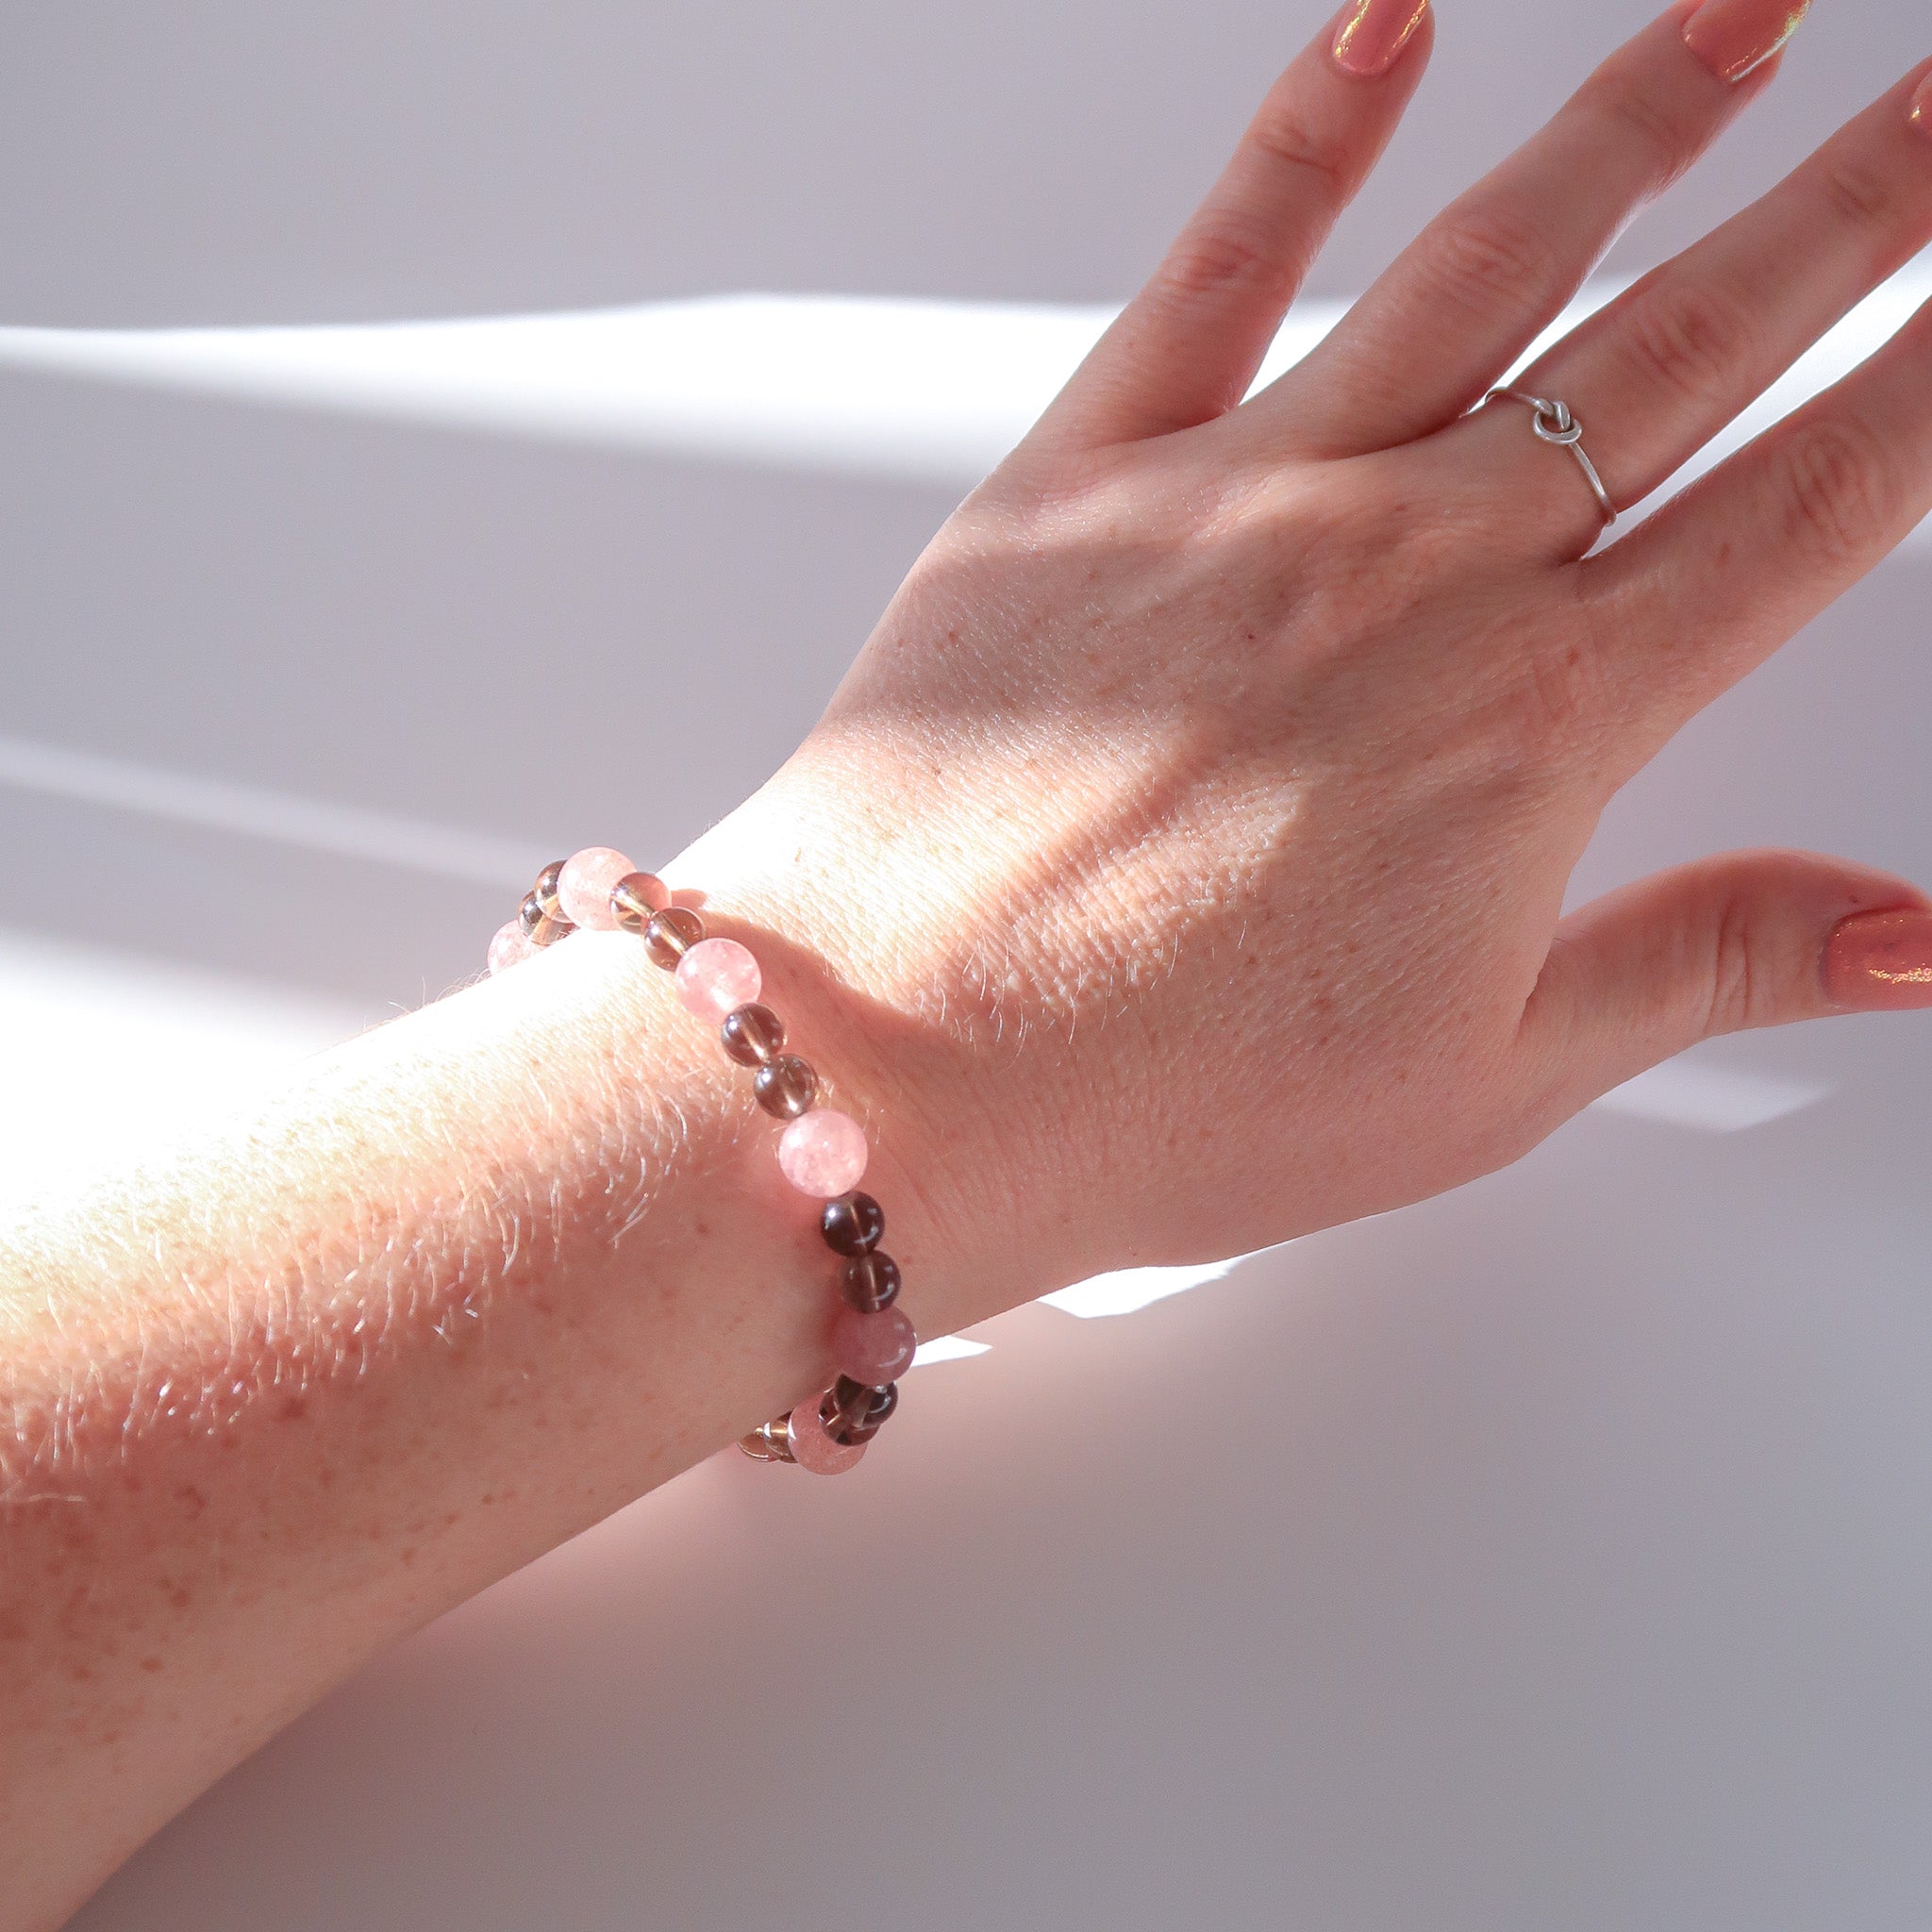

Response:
(1483, 386), (1617, 529)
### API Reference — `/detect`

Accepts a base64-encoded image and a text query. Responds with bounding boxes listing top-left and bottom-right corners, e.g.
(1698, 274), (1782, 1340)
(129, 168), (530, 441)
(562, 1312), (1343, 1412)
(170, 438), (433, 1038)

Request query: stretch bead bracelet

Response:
(486, 846), (914, 1475)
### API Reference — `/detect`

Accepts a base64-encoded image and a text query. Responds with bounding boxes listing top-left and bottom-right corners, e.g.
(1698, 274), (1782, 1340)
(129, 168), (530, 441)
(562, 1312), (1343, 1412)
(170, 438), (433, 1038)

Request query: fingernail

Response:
(1910, 69), (1932, 141)
(1681, 0), (1810, 84)
(1331, 0), (1430, 78)
(1824, 907), (1932, 1010)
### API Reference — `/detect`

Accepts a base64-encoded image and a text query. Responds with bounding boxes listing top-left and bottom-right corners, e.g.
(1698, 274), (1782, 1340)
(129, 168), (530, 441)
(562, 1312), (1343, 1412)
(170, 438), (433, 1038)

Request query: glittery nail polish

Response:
(1332, 0), (1430, 78)
(1824, 907), (1932, 1009)
(1681, 0), (1810, 84)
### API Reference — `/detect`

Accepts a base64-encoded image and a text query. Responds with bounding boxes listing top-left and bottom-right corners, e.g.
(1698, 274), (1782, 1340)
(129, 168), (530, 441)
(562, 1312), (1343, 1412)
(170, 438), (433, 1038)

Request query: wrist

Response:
(661, 767), (1080, 1342)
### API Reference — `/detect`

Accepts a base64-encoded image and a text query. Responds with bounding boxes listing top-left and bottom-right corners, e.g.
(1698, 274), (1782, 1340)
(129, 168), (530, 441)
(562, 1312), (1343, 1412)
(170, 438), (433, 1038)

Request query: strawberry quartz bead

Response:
(558, 847), (637, 929)
(787, 1396), (865, 1475)
(832, 1303), (917, 1384)
(674, 937), (762, 1024)
(487, 920), (532, 974)
(776, 1108), (868, 1196)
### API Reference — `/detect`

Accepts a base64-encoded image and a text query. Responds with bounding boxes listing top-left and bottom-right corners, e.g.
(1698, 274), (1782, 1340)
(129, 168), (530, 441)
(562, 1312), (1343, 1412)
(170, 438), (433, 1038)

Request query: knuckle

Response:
(1244, 100), (1351, 192)
(1703, 884), (1766, 1037)
(1160, 215), (1289, 305)
(1817, 155), (1897, 234)
(1423, 204), (1562, 318)
(1774, 417), (1905, 569)
(1577, 76), (1696, 188)
(1616, 276), (1760, 405)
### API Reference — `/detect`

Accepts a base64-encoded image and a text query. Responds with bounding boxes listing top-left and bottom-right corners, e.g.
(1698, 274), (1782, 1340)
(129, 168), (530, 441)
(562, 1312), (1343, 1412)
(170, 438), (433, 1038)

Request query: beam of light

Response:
(1041, 1257), (1247, 1320)
(0, 295), (1124, 488)
(0, 927), (368, 1209)
(907, 1335), (992, 1369)
(0, 732), (558, 889)
(0, 265), (1922, 545)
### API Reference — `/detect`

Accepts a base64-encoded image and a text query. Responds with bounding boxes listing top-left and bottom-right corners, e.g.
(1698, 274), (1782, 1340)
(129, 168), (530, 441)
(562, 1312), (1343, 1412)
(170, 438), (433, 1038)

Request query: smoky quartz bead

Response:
(753, 1055), (818, 1120)
(825, 1375), (898, 1445)
(855, 1380), (900, 1438)
(720, 1003), (785, 1067)
(519, 890), (574, 947)
(841, 1249), (901, 1313)
(533, 860), (567, 920)
(610, 871), (669, 935)
(820, 1191), (884, 1257)
(641, 905), (706, 969)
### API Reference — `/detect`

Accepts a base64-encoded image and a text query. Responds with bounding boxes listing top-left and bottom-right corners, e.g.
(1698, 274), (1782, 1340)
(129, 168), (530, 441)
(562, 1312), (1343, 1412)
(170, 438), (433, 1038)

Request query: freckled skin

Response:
(9, 10), (1932, 1927)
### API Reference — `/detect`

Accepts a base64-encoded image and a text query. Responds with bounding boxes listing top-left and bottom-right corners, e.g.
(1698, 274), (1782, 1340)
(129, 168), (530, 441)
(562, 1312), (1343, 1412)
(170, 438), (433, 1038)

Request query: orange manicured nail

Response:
(1332, 0), (1430, 77)
(1910, 69), (1932, 140)
(1824, 907), (1932, 1009)
(1681, 0), (1811, 83)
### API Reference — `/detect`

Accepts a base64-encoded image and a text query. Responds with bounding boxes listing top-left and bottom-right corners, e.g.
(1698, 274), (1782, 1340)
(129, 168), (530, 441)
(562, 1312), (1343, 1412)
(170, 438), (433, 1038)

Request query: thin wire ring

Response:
(1483, 386), (1618, 529)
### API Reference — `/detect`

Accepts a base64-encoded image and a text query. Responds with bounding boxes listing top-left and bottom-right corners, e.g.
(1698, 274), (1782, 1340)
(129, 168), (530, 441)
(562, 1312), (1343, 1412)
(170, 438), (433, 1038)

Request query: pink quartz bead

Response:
(832, 1303), (917, 1384)
(776, 1108), (869, 1197)
(487, 920), (532, 974)
(674, 937), (762, 1024)
(787, 1397), (866, 1475)
(558, 846), (637, 929)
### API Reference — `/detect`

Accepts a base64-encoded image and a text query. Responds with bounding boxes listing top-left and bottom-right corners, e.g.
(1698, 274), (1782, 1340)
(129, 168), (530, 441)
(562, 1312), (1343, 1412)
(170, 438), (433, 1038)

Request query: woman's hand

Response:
(691, 0), (1932, 1291)
(12, 10), (1932, 1912)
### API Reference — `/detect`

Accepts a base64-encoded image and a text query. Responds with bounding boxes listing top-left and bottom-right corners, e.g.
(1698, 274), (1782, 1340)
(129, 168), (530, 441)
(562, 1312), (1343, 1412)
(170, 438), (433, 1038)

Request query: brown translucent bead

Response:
(753, 1055), (818, 1120)
(641, 905), (706, 969)
(855, 1381), (900, 1440)
(610, 871), (670, 935)
(820, 1191), (884, 1257)
(720, 1003), (785, 1067)
(820, 1376), (867, 1434)
(533, 860), (567, 920)
(841, 1250), (901, 1313)
(826, 1376), (898, 1446)
(519, 891), (574, 947)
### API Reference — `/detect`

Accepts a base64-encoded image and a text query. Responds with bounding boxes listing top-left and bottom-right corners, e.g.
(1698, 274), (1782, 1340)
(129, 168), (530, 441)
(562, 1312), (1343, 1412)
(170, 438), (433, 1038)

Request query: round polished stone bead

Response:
(721, 1003), (785, 1067)
(841, 1249), (901, 1313)
(533, 860), (567, 919)
(642, 906), (706, 969)
(832, 1304), (916, 1384)
(675, 937), (762, 1024)
(776, 1108), (868, 1197)
(558, 847), (636, 929)
(786, 1396), (866, 1475)
(487, 920), (532, 974)
(520, 891), (574, 947)
(819, 1191), (884, 1257)
(827, 1376), (899, 1445)
(611, 871), (671, 935)
(753, 1055), (818, 1120)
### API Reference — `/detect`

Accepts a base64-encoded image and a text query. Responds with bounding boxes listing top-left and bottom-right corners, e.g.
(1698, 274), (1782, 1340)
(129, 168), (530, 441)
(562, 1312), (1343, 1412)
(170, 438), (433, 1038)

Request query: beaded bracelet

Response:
(485, 846), (912, 1475)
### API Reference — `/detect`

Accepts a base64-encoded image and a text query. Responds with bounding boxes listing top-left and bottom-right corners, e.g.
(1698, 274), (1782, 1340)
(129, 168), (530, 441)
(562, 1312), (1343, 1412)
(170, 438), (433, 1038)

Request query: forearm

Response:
(0, 798), (1021, 1929)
